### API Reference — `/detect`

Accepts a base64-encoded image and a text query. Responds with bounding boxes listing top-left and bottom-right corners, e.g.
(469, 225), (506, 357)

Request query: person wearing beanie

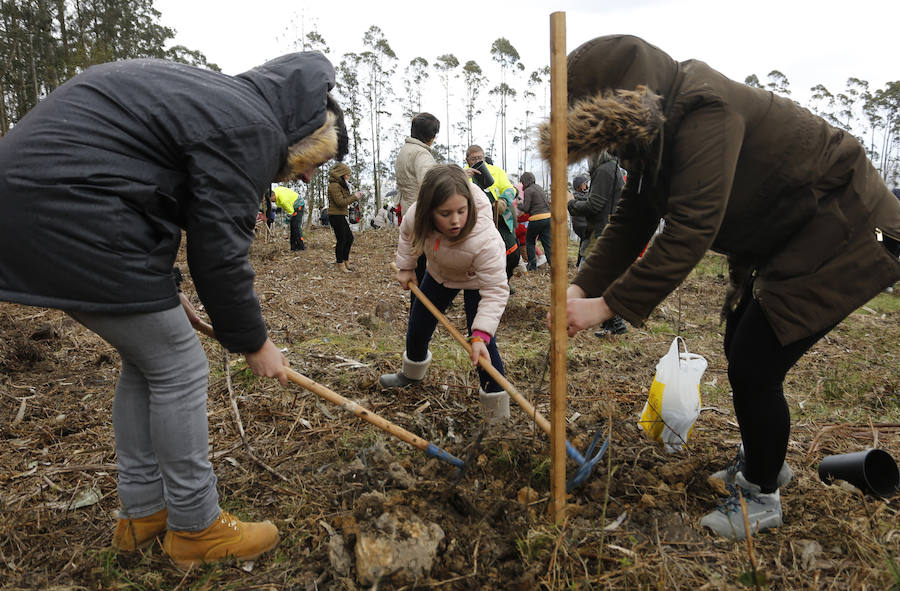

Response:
(327, 161), (359, 272)
(464, 144), (521, 284)
(519, 171), (552, 271)
(540, 34), (900, 540)
(0, 51), (349, 567)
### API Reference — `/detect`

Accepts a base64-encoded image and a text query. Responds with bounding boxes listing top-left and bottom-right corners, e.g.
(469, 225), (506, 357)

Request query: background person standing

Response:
(327, 162), (359, 273)
(272, 185), (306, 250)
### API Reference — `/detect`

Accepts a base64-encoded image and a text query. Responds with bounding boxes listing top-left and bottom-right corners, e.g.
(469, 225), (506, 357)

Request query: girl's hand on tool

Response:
(469, 339), (489, 366)
(395, 269), (417, 290)
(565, 297), (613, 337)
(245, 338), (290, 385)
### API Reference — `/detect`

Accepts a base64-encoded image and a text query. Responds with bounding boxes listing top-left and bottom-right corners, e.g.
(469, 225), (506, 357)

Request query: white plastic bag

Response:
(638, 337), (707, 452)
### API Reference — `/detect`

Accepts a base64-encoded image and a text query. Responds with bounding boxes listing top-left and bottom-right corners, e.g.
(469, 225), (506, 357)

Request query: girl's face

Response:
(432, 192), (469, 238)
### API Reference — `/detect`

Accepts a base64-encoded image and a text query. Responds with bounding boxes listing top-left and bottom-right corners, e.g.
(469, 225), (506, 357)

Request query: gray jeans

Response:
(69, 305), (220, 531)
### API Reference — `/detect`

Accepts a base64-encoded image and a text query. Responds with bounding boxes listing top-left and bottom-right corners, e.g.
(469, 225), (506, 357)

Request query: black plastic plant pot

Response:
(818, 448), (899, 498)
(469, 161), (494, 192)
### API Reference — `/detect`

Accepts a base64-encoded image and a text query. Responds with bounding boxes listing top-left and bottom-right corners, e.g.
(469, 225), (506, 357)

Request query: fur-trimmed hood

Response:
(239, 52), (348, 179)
(539, 86), (665, 165)
(238, 51), (335, 146)
(538, 35), (680, 165)
(329, 162), (351, 181)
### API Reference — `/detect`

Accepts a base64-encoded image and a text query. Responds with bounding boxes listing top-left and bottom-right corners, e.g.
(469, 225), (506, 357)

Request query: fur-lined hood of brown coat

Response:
(539, 35), (681, 170)
(537, 34), (900, 345)
(538, 86), (665, 166)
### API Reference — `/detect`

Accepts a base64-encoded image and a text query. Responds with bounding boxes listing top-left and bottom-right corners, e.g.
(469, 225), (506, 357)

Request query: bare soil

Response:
(1, 224), (898, 590)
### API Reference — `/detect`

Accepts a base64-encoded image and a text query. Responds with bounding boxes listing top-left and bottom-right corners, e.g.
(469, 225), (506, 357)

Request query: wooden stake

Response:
(549, 10), (568, 522)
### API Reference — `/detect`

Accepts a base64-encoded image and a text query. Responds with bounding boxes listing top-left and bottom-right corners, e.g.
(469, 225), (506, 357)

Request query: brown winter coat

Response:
(327, 162), (356, 215)
(540, 35), (900, 344)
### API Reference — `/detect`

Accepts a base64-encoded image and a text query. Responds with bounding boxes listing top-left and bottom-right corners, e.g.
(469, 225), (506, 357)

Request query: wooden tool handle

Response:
(190, 306), (462, 466)
(391, 263), (552, 435)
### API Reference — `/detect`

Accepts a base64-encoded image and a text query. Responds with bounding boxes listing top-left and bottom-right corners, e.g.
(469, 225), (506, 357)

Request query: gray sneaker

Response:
(700, 471), (783, 539)
(711, 444), (793, 488)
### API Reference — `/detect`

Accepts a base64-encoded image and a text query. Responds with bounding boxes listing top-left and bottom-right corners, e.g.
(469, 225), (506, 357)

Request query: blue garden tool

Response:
(395, 268), (609, 491)
(186, 301), (465, 471)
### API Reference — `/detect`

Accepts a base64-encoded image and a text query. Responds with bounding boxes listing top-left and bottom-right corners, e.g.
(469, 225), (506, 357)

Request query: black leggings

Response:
(724, 288), (834, 492)
(406, 272), (506, 392)
(329, 214), (353, 263)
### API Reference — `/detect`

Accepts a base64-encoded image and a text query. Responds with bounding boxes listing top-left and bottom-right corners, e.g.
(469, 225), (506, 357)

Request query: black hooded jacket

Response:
(0, 52), (336, 352)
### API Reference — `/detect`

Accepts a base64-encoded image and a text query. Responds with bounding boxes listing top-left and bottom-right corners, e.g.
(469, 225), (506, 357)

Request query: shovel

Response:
(390, 266), (608, 491)
(185, 300), (465, 470)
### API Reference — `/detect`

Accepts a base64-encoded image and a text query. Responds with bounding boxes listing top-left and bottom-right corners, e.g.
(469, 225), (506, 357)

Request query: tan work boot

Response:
(341, 261), (353, 273)
(112, 507), (168, 551)
(162, 511), (279, 568)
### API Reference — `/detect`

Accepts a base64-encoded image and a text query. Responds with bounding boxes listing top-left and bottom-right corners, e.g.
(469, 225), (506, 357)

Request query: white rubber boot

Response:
(479, 389), (510, 424)
(378, 351), (432, 388)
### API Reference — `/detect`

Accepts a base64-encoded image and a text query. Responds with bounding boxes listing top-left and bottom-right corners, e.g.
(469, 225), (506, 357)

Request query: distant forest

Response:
(3, 1), (898, 216)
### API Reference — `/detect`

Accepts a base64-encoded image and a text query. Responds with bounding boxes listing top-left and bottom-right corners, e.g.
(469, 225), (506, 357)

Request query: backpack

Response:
(348, 202), (361, 224)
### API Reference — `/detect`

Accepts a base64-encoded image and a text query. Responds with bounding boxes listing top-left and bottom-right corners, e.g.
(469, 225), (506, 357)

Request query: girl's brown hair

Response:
(410, 164), (477, 255)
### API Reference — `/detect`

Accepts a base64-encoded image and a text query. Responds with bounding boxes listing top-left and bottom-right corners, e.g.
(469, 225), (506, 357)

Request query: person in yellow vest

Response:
(464, 145), (520, 282)
(272, 185), (306, 250)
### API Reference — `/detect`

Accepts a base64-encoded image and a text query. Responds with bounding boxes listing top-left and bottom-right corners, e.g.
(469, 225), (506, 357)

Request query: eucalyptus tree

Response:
(868, 81), (900, 184)
(488, 82), (515, 163)
(489, 37), (523, 170)
(336, 52), (366, 189)
(434, 53), (459, 162)
(765, 70), (791, 96)
(809, 83), (838, 124)
(402, 56), (429, 119)
(360, 25), (396, 209)
(522, 66), (549, 176)
(0, 0), (211, 135)
(1, 0), (61, 128)
(303, 31), (330, 53)
(833, 77), (869, 136)
(291, 26), (331, 221)
(861, 86), (884, 163)
(461, 60), (484, 148)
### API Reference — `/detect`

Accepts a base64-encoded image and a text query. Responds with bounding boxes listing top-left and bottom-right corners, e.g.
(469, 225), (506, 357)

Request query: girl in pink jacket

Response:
(379, 164), (511, 422)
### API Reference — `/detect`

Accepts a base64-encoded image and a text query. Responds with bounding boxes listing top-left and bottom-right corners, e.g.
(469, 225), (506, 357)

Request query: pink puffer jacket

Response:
(395, 184), (509, 336)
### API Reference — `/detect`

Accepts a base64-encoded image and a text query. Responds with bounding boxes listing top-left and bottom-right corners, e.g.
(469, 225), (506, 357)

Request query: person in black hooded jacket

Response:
(0, 51), (348, 567)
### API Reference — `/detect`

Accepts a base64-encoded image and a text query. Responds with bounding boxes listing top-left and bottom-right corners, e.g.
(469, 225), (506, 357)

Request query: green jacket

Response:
(469, 162), (516, 232)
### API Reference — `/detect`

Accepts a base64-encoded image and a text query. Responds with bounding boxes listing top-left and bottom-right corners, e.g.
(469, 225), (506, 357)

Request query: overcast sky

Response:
(152, 0), (898, 177)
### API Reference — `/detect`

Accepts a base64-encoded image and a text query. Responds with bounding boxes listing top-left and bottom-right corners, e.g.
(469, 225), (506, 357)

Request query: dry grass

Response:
(1, 224), (898, 590)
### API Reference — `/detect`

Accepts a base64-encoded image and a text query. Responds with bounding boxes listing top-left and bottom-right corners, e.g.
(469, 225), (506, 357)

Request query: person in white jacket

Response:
(371, 204), (390, 229)
(379, 164), (512, 422)
(395, 112), (440, 290)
